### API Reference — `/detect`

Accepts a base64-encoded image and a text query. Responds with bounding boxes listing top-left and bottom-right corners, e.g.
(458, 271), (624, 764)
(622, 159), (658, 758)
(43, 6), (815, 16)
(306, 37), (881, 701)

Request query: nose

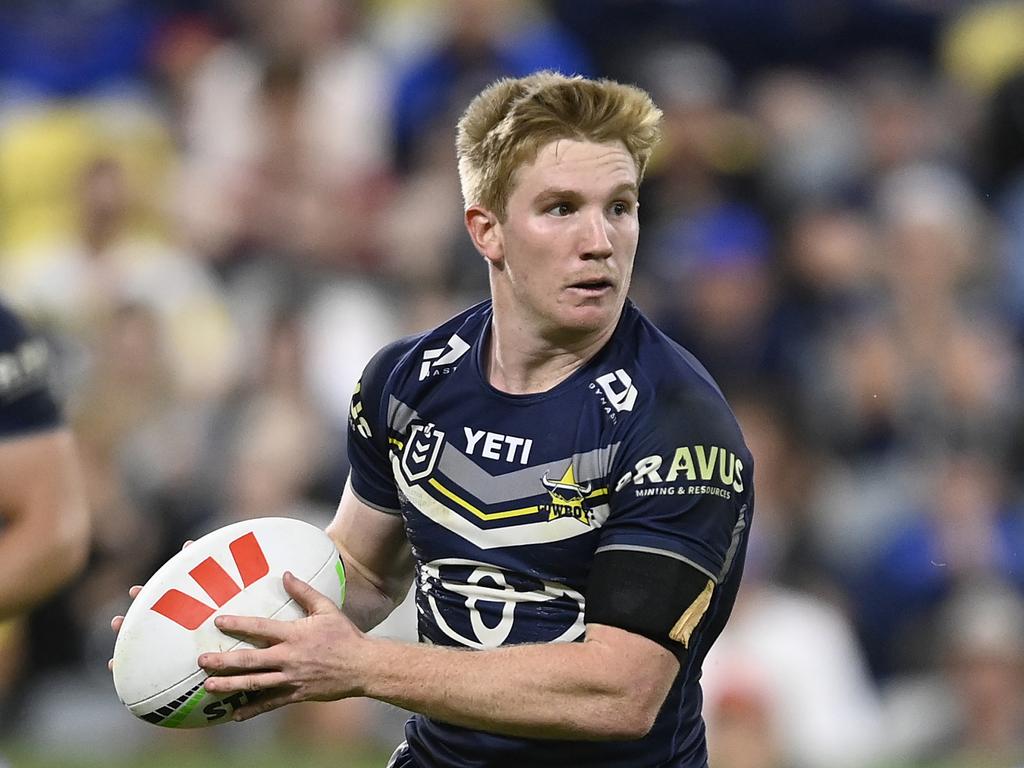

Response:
(579, 208), (613, 260)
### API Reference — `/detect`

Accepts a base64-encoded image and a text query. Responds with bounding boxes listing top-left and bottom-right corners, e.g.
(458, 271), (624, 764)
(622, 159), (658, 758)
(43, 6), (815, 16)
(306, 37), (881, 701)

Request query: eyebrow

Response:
(534, 183), (639, 201)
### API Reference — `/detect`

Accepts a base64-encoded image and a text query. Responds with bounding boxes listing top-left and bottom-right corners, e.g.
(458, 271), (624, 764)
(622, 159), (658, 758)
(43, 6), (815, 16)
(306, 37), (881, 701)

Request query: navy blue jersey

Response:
(348, 300), (753, 768)
(0, 300), (61, 437)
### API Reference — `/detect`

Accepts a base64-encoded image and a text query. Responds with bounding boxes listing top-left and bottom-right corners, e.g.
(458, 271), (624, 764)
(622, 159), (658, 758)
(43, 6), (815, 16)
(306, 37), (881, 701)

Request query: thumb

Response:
(283, 571), (337, 616)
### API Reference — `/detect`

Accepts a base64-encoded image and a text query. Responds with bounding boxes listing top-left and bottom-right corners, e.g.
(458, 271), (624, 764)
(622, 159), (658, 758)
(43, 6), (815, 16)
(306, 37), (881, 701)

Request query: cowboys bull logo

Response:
(540, 465), (592, 524)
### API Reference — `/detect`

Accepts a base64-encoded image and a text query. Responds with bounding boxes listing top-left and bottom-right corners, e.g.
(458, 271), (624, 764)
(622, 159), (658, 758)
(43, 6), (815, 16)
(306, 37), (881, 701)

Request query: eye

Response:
(610, 201), (634, 216)
(547, 202), (574, 217)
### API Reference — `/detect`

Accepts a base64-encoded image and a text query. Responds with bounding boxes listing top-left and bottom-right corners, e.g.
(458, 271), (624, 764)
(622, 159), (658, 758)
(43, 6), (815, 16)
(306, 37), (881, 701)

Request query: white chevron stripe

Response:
(393, 455), (605, 548)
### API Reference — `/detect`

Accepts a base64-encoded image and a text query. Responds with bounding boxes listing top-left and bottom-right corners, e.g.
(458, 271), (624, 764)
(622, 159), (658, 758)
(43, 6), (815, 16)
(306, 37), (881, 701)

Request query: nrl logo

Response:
(401, 423), (445, 482)
(540, 465), (592, 525)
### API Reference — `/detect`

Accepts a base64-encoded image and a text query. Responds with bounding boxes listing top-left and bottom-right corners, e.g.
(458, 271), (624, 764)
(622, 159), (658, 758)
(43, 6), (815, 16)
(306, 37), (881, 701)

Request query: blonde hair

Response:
(456, 71), (663, 220)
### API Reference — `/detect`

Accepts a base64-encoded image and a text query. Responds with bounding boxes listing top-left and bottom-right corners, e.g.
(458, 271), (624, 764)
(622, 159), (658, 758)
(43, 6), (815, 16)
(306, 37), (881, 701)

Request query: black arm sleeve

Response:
(585, 548), (713, 663)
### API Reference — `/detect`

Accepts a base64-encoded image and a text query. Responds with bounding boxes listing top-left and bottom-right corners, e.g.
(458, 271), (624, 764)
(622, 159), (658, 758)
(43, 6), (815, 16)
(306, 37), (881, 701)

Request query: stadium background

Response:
(2, 1), (1024, 766)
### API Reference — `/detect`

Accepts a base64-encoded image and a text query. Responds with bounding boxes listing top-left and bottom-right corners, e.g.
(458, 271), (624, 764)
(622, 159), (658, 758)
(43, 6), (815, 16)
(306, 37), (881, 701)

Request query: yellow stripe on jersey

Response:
(427, 478), (541, 521)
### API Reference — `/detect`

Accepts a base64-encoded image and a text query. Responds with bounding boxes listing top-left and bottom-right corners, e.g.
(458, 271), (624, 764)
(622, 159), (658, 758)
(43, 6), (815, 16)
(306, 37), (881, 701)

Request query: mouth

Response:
(568, 278), (614, 295)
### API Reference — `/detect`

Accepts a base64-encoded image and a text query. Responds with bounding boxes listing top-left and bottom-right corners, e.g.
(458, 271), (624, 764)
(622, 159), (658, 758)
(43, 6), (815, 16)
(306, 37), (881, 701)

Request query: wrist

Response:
(345, 631), (383, 698)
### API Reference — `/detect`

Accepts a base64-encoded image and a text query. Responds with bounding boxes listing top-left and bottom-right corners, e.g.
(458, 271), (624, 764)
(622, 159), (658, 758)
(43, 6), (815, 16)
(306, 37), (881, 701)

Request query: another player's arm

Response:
(0, 427), (89, 620)
(325, 478), (414, 632)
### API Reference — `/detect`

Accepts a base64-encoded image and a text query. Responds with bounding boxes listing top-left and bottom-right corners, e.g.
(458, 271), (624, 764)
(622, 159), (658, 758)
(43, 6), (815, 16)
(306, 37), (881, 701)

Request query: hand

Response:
(108, 585), (142, 672)
(198, 570), (367, 722)
(108, 541), (193, 672)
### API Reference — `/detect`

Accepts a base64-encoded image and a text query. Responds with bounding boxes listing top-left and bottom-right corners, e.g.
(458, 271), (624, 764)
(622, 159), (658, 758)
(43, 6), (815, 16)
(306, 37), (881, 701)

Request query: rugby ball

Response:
(112, 517), (346, 728)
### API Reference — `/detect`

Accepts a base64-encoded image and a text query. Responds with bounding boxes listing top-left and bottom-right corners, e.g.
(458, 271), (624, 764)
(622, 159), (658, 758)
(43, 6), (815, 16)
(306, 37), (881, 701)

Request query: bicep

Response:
(326, 476), (413, 605)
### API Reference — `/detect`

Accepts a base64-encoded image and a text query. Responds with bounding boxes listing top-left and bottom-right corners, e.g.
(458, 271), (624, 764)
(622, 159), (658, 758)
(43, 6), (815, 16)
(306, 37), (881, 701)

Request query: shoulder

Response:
(0, 300), (62, 435)
(360, 300), (490, 394)
(605, 304), (747, 453)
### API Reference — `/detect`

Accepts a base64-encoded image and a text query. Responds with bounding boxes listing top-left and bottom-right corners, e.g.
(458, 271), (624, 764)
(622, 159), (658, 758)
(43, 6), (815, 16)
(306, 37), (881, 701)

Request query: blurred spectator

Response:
(705, 672), (791, 768)
(170, 0), (394, 271)
(748, 68), (863, 208)
(646, 202), (790, 394)
(777, 201), (882, 342)
(934, 580), (1024, 766)
(702, 393), (887, 768)
(0, 96), (173, 252)
(390, 0), (592, 172)
(854, 450), (1024, 680)
(883, 579), (1024, 767)
(978, 70), (1024, 334)
(851, 54), (957, 179)
(637, 43), (759, 222)
(2, 155), (239, 402)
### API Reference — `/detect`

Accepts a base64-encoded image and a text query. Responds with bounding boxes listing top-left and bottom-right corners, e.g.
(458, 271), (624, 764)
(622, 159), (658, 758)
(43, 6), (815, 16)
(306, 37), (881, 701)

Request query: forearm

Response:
(338, 556), (405, 632)
(201, 580), (675, 735)
(354, 634), (663, 741)
(327, 480), (414, 632)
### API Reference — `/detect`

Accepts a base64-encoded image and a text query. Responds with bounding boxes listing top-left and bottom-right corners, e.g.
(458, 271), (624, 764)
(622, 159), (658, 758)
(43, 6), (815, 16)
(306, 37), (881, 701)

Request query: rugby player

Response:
(130, 72), (755, 767)
(0, 300), (89, 620)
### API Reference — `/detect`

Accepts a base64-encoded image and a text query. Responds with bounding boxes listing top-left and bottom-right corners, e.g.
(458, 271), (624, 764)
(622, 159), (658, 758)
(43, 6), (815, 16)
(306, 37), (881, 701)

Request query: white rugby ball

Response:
(112, 517), (345, 728)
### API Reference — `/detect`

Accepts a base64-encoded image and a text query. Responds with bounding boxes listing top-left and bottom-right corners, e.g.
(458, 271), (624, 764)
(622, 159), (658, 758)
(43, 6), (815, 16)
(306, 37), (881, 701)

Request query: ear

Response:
(465, 205), (503, 266)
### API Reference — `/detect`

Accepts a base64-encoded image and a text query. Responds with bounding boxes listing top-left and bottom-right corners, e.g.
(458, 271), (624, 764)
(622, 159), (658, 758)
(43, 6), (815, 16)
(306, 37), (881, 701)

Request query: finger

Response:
(111, 615), (124, 633)
(198, 645), (281, 675)
(128, 585), (142, 599)
(232, 687), (297, 722)
(283, 570), (337, 616)
(107, 657), (114, 672)
(182, 540), (193, 551)
(203, 671), (290, 695)
(213, 614), (290, 645)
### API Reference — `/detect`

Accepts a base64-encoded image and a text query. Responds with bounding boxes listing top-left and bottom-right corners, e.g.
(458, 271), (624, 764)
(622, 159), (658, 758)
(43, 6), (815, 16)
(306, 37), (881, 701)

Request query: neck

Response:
(486, 306), (619, 395)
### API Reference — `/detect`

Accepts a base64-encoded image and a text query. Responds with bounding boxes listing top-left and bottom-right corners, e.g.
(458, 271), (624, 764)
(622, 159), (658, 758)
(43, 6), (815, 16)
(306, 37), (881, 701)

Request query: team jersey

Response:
(348, 299), (753, 768)
(0, 300), (61, 437)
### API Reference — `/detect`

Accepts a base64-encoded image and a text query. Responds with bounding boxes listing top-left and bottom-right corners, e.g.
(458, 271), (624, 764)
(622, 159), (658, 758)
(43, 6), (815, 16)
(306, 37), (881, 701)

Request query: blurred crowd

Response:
(2, 0), (1024, 766)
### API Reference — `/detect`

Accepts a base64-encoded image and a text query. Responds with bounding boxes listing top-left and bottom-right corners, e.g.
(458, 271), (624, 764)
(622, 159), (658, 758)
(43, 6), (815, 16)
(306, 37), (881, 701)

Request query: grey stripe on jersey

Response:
(388, 395), (619, 506)
(718, 503), (749, 582)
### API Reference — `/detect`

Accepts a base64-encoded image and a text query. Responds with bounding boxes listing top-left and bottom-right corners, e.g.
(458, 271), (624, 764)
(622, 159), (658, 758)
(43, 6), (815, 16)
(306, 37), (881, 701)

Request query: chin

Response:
(551, 302), (619, 337)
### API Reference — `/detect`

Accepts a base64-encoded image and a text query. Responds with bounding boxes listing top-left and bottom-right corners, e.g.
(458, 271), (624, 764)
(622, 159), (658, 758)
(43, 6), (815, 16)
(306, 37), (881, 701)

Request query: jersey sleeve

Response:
(347, 337), (416, 514)
(0, 302), (62, 438)
(600, 380), (753, 586)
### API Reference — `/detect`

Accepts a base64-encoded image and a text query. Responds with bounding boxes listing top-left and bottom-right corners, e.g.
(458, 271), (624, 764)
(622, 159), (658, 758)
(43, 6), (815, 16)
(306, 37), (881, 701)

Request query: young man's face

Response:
(492, 139), (640, 341)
